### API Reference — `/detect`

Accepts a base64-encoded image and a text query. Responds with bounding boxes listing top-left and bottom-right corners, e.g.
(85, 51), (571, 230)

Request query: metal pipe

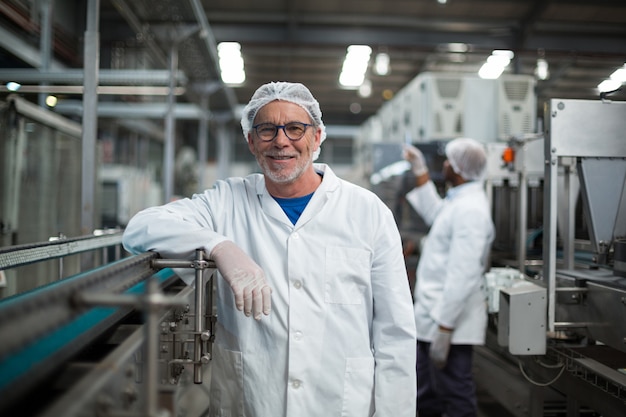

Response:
(81, 0), (100, 268)
(563, 159), (576, 269)
(144, 277), (159, 417)
(152, 259), (194, 269)
(194, 249), (205, 383)
(38, 0), (53, 108)
(197, 94), (209, 192)
(545, 124), (558, 333)
(518, 169), (528, 271)
(555, 287), (588, 293)
(554, 322), (595, 328)
(0, 68), (187, 85)
(206, 267), (215, 360)
(151, 258), (215, 270)
(0, 232), (123, 270)
(163, 42), (178, 203)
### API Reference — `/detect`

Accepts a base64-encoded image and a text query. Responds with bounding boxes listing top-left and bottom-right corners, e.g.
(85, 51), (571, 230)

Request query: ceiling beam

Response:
(0, 69), (187, 85)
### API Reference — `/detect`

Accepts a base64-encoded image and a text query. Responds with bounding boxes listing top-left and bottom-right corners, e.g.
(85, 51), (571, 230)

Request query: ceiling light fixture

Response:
(598, 63), (626, 93)
(374, 52), (390, 76)
(6, 81), (21, 91)
(45, 95), (58, 107)
(535, 58), (549, 80)
(478, 50), (514, 79)
(217, 42), (245, 85)
(610, 64), (626, 83)
(597, 79), (621, 93)
(339, 45), (372, 88)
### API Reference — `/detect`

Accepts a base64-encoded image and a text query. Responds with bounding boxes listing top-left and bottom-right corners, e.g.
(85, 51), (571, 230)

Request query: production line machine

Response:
(477, 98), (626, 416)
(0, 233), (218, 417)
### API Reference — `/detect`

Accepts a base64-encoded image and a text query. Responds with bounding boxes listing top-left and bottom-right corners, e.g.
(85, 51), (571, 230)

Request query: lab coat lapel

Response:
(295, 164), (338, 227)
(255, 177), (293, 226)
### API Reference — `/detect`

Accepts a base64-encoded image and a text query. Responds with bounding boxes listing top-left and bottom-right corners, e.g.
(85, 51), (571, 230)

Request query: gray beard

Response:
(256, 155), (312, 185)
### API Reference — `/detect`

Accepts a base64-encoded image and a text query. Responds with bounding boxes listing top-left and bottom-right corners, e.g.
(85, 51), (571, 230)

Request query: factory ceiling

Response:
(1, 0), (626, 128)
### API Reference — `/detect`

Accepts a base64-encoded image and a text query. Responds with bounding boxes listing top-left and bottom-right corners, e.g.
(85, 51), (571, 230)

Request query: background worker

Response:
(403, 138), (494, 417)
(123, 82), (417, 417)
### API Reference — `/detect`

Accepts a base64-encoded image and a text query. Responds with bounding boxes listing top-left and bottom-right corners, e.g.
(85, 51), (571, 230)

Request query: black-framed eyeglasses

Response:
(252, 122), (313, 142)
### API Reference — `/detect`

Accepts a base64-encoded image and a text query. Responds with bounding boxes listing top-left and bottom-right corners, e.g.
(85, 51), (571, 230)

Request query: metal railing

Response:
(0, 229), (124, 271)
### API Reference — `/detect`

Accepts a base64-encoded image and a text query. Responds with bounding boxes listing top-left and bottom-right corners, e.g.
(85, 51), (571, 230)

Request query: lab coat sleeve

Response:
(405, 181), (443, 226)
(370, 205), (417, 416)
(122, 189), (230, 262)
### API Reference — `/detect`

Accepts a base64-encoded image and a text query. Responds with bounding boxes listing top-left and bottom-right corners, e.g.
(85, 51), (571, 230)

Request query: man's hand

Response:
(429, 328), (452, 369)
(210, 240), (272, 320)
(403, 144), (428, 176)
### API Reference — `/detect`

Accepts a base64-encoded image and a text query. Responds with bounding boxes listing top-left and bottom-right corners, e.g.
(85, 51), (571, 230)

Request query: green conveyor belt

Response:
(0, 267), (175, 394)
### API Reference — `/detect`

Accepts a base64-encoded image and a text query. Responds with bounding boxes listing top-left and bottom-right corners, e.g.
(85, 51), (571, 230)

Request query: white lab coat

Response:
(405, 180), (494, 345)
(123, 164), (417, 417)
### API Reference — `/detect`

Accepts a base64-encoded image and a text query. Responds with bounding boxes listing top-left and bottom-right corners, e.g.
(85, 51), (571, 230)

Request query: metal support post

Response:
(194, 249), (205, 383)
(163, 43), (178, 203)
(197, 95), (209, 192)
(81, 0), (100, 270)
(518, 169), (528, 272)
(38, 0), (53, 108)
(144, 276), (160, 417)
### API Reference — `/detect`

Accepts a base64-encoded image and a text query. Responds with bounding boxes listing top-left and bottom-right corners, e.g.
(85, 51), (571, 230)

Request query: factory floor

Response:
(477, 384), (517, 417)
(413, 384), (517, 417)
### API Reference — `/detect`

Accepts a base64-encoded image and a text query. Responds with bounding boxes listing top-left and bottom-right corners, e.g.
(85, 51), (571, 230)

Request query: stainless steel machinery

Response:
(477, 98), (626, 417)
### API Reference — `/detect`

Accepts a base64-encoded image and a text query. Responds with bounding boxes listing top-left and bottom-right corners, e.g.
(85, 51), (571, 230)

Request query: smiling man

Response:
(247, 99), (321, 196)
(122, 82), (417, 417)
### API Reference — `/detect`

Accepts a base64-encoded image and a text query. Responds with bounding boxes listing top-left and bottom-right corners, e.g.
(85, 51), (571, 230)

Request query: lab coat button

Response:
(294, 331), (303, 340)
(291, 379), (301, 389)
(293, 280), (302, 289)
(291, 232), (299, 239)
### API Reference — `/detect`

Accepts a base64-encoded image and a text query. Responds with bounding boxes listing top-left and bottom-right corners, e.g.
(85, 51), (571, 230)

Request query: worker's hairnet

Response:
(240, 82), (327, 160)
(445, 137), (488, 181)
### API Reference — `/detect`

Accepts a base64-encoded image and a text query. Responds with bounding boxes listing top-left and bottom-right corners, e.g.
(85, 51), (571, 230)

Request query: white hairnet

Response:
(445, 137), (488, 181)
(240, 82), (327, 160)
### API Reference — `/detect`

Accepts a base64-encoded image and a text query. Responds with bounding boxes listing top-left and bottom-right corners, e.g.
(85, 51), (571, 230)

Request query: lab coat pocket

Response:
(208, 344), (244, 417)
(342, 356), (375, 417)
(324, 246), (371, 304)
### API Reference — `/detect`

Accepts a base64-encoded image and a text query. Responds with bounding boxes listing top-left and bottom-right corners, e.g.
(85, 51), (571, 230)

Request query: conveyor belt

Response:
(0, 252), (177, 413)
(0, 252), (160, 359)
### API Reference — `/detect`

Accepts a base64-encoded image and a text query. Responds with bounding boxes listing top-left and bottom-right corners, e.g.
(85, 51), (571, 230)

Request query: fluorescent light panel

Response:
(218, 42), (245, 85)
(374, 53), (390, 76)
(597, 63), (626, 92)
(478, 50), (514, 80)
(339, 45), (371, 88)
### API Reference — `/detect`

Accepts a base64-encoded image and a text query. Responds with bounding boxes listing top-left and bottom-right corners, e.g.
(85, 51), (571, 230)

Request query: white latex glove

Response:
(402, 144), (428, 176)
(429, 328), (452, 369)
(210, 240), (272, 320)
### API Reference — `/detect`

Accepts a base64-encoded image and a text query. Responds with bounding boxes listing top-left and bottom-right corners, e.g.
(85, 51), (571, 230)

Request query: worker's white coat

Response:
(406, 180), (494, 344)
(123, 164), (417, 417)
